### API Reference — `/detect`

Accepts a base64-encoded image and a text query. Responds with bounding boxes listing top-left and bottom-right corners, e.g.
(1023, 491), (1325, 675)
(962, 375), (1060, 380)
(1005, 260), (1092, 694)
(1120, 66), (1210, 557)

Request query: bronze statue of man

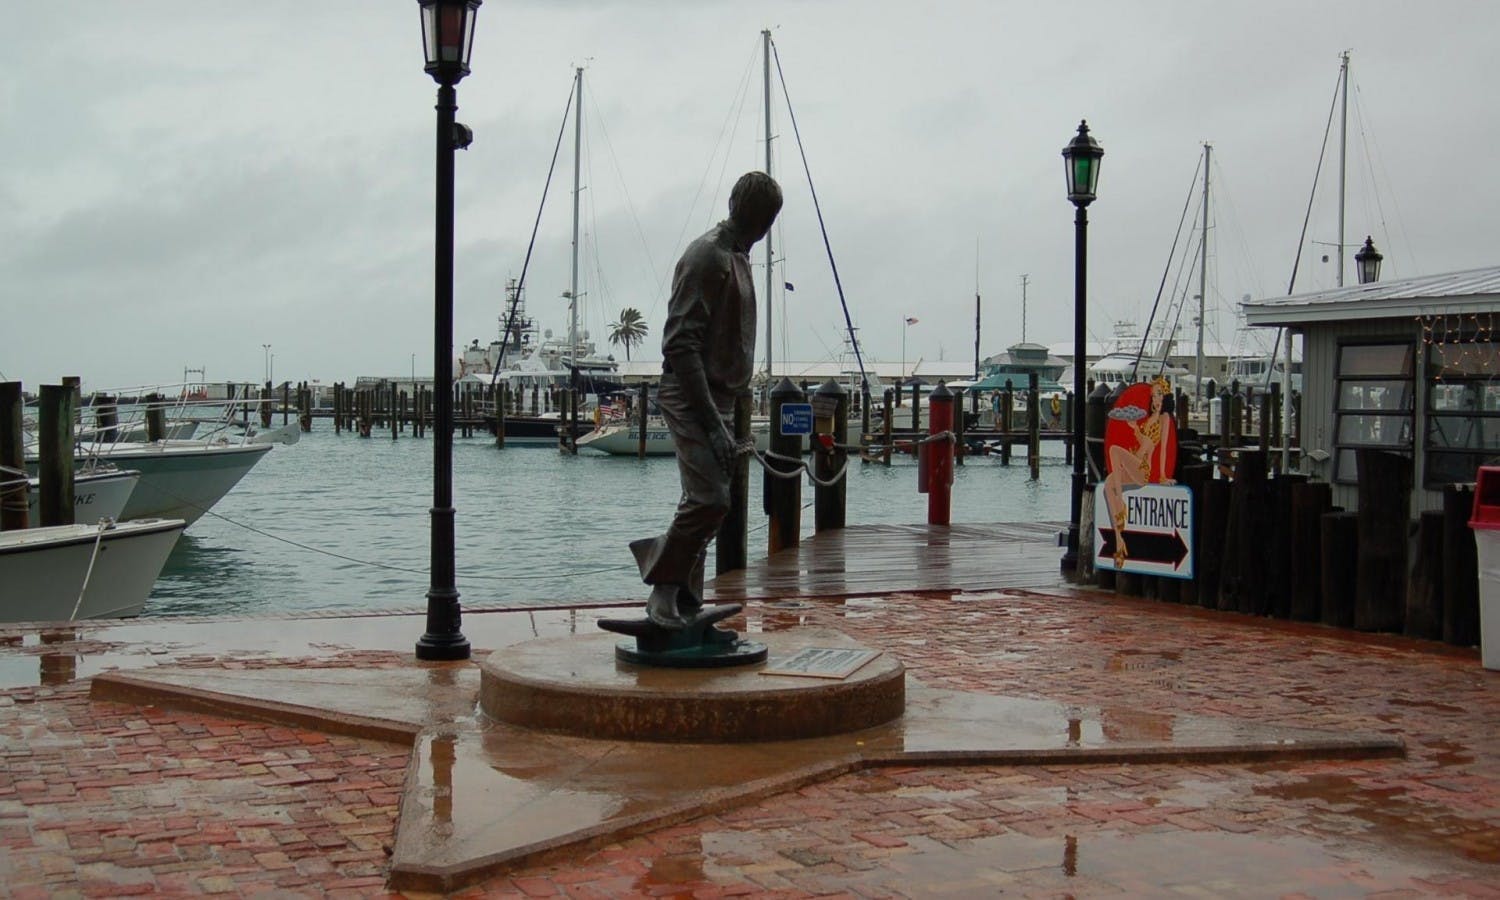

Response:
(629, 171), (783, 629)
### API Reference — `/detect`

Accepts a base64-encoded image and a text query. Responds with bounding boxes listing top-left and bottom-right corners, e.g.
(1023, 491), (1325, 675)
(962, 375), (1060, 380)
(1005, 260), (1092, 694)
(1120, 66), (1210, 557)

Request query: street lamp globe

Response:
(418, 0), (482, 85)
(1062, 120), (1103, 207)
(1355, 236), (1383, 285)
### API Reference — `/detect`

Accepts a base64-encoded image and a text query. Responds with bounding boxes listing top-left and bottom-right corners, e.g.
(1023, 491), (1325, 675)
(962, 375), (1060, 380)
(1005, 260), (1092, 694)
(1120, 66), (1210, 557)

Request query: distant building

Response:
(974, 342), (1070, 392)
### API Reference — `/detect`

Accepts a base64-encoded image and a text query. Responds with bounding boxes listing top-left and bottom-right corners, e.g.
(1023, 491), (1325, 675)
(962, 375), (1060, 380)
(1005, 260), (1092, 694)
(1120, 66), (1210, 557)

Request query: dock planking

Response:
(707, 521), (1067, 602)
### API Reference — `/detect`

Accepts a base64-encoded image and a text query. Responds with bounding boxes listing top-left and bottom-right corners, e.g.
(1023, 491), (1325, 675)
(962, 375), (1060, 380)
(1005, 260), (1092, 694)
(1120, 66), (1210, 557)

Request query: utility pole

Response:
(1019, 274), (1030, 343)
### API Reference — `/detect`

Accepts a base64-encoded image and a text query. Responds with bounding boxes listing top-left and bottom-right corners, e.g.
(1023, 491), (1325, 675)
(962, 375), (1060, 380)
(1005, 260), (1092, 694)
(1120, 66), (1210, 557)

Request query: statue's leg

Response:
(681, 551), (706, 614)
(633, 380), (731, 630)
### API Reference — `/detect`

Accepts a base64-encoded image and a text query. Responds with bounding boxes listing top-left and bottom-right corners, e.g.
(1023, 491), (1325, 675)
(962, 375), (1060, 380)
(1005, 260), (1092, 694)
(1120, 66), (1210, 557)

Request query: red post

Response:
(927, 382), (954, 525)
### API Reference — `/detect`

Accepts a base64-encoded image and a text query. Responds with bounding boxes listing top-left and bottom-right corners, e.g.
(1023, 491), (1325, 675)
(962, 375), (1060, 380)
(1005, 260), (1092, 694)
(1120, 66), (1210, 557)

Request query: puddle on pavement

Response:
(1258, 773), (1500, 864)
(690, 826), (1480, 895)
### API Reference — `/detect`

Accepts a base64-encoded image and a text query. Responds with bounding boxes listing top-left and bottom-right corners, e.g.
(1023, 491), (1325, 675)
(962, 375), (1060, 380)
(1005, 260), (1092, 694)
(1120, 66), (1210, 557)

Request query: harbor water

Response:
(146, 428), (1073, 617)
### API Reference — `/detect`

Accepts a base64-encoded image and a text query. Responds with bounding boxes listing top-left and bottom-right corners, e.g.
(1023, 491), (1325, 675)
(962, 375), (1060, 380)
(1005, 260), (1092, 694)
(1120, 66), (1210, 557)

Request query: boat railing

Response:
(21, 383), (279, 458)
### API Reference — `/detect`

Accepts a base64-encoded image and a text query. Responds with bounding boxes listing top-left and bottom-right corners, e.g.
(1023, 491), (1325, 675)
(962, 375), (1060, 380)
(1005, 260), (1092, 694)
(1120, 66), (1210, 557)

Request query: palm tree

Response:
(608, 307), (649, 361)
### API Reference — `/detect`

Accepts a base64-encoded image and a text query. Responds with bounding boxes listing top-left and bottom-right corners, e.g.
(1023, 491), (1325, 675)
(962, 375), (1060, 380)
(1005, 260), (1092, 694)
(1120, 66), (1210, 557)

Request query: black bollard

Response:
(813, 379), (848, 532)
(766, 378), (805, 554)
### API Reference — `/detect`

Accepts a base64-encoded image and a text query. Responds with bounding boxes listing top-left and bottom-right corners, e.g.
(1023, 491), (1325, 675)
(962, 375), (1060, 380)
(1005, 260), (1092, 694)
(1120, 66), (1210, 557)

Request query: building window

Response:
(1425, 330), (1500, 487)
(1333, 341), (1413, 484)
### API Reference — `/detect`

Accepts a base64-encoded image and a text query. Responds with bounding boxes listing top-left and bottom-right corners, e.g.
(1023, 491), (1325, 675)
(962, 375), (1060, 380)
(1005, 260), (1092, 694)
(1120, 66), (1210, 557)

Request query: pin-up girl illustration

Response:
(1102, 376), (1177, 568)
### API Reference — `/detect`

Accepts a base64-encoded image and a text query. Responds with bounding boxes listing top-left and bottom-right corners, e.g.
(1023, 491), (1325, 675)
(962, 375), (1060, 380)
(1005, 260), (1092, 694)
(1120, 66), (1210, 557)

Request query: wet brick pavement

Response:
(2, 589), (1498, 897)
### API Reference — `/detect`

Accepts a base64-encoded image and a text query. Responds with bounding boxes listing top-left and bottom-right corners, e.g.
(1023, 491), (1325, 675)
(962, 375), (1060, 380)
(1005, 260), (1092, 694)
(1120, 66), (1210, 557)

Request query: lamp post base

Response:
(415, 633), (472, 661)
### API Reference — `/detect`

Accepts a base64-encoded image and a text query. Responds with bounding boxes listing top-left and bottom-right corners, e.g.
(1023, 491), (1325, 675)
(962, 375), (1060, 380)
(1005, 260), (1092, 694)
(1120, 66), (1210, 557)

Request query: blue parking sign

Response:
(779, 403), (813, 435)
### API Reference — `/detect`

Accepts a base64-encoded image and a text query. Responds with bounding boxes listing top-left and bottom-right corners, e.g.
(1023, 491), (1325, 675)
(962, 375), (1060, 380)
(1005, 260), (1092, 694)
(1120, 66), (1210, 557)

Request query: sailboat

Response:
(484, 66), (625, 446)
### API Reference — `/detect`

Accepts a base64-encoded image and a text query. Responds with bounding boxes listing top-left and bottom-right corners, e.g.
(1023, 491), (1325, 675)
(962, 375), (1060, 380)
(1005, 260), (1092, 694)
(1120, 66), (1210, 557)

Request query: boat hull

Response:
(92, 443), (273, 525)
(26, 470), (141, 524)
(494, 415), (592, 446)
(0, 518), (186, 622)
(577, 421), (773, 457)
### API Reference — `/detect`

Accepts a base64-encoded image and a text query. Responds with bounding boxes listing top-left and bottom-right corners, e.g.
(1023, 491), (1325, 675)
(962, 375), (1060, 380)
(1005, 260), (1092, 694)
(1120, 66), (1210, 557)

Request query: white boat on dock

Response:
(0, 518), (186, 622)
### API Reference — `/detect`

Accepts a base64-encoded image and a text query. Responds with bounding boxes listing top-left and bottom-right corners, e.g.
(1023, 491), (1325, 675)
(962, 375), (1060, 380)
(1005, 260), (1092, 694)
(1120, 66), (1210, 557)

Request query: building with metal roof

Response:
(1242, 264), (1500, 513)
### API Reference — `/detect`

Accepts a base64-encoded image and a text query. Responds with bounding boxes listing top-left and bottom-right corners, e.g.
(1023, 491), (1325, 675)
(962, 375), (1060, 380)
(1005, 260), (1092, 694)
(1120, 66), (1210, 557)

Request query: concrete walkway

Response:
(1, 585), (1498, 897)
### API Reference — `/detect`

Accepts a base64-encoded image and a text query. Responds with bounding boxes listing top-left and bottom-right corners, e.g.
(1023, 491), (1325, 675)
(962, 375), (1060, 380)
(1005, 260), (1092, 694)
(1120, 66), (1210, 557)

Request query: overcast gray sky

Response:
(3, 1), (1495, 391)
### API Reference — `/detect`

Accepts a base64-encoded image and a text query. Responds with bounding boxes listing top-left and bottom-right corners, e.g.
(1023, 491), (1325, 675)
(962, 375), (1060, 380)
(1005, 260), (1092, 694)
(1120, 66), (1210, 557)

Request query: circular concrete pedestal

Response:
(480, 631), (904, 743)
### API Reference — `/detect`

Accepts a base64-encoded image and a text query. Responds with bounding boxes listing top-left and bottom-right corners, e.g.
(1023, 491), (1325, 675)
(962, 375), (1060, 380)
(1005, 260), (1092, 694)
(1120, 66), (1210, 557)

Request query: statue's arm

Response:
(662, 247), (733, 441)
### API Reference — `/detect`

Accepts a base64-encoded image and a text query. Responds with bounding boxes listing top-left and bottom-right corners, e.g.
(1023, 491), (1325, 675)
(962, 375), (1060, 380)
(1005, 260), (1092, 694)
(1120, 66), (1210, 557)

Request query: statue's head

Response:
(728, 171), (783, 244)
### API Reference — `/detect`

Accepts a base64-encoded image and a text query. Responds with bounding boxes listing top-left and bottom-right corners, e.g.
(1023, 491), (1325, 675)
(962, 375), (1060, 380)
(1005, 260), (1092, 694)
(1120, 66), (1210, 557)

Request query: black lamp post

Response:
(1059, 120), (1102, 577)
(1355, 235), (1383, 285)
(415, 0), (480, 661)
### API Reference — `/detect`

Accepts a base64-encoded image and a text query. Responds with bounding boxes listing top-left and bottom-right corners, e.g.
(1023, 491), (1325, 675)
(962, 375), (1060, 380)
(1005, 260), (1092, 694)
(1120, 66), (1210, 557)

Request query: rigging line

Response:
(490, 77), (577, 394)
(1206, 154), (1267, 301)
(679, 38), (761, 257)
(1133, 152), (1204, 376)
(1352, 84), (1403, 277)
(583, 86), (667, 306)
(770, 39), (868, 394)
(1157, 221), (1204, 373)
(1266, 60), (1345, 393)
(1354, 83), (1417, 274)
(1286, 62), (1342, 298)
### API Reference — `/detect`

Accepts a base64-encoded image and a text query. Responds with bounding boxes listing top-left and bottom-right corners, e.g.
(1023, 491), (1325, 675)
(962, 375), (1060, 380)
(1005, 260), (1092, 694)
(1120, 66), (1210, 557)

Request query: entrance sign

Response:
(779, 402), (813, 436)
(1097, 377), (1191, 577)
(1094, 482), (1194, 578)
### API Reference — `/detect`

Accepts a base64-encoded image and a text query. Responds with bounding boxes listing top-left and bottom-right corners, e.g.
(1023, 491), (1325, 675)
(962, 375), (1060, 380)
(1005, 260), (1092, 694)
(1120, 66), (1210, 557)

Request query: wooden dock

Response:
(707, 521), (1067, 602)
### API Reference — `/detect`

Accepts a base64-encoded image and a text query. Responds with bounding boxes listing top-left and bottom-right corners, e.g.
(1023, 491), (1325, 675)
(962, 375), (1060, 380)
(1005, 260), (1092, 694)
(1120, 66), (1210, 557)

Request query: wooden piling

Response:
(144, 393), (166, 443)
(496, 384), (507, 448)
(1320, 511), (1359, 628)
(953, 387), (966, 467)
(881, 389), (893, 466)
(638, 382), (649, 460)
(37, 384), (75, 527)
(1027, 372), (1040, 481)
(1355, 448), (1411, 632)
(1196, 472), (1230, 608)
(1289, 481), (1332, 621)
(1219, 450), (1269, 615)
(1406, 509), (1446, 641)
(1267, 473), (1306, 618)
(0, 382), (27, 531)
(910, 383), (922, 432)
(568, 387), (579, 455)
(1442, 483), (1480, 647)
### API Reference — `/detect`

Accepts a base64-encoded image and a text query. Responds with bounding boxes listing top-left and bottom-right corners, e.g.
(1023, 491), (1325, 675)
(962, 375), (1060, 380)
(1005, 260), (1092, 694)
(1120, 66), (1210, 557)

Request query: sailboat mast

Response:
(761, 29), (775, 383)
(1196, 142), (1210, 400)
(569, 66), (583, 370)
(1337, 51), (1349, 288)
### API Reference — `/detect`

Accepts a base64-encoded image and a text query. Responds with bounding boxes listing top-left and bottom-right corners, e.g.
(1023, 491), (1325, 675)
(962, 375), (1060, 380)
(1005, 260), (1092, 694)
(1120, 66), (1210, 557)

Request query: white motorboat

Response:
(92, 442), (274, 525)
(0, 518), (186, 622)
(576, 419), (678, 456)
(24, 468), (142, 523)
